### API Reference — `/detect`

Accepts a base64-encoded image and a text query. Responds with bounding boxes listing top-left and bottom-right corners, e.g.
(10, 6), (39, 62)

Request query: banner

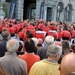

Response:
(9, 0), (16, 19)
(39, 1), (45, 19)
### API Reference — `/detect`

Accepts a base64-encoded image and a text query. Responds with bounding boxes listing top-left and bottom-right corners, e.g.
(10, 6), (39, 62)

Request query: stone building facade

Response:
(0, 0), (75, 22)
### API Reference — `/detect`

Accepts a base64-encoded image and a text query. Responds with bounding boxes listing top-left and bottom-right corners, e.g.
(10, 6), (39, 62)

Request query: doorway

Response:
(46, 7), (52, 21)
(23, 0), (36, 20)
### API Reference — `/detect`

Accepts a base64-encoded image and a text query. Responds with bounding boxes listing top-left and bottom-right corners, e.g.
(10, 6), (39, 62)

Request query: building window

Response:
(65, 4), (72, 22)
(56, 2), (63, 21)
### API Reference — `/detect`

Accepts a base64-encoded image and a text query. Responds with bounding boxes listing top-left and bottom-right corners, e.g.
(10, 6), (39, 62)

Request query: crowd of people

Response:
(0, 18), (75, 75)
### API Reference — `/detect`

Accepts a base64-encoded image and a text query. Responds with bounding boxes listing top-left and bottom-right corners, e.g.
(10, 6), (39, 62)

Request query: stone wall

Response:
(36, 0), (42, 20)
(2, 0), (75, 22)
(15, 0), (24, 19)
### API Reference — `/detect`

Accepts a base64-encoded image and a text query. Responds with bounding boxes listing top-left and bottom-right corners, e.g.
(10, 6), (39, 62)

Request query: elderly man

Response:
(0, 39), (27, 75)
(59, 52), (75, 75)
(29, 44), (62, 75)
(37, 35), (54, 60)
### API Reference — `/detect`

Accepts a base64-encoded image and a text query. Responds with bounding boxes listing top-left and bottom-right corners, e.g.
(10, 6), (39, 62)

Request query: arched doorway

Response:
(23, 0), (36, 20)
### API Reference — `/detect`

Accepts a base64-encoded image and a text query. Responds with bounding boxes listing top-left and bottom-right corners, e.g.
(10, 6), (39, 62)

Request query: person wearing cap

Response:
(0, 39), (27, 75)
(49, 21), (57, 30)
(59, 52), (75, 75)
(8, 23), (16, 39)
(69, 26), (75, 44)
(29, 44), (62, 75)
(48, 21), (57, 39)
(18, 28), (24, 41)
(62, 27), (71, 41)
(57, 27), (63, 41)
(70, 25), (75, 38)
(37, 36), (54, 60)
(37, 19), (44, 31)
(35, 32), (45, 40)
(28, 22), (35, 30)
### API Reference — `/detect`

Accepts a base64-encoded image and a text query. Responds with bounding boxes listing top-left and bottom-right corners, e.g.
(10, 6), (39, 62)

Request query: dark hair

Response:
(16, 42), (24, 55)
(24, 39), (35, 53)
(34, 46), (37, 54)
(26, 30), (30, 35)
(18, 42), (23, 52)
(26, 30), (33, 38)
(27, 32), (33, 38)
(62, 40), (70, 55)
(9, 23), (12, 27)
(71, 44), (75, 50)
(62, 37), (69, 40)
(72, 37), (75, 44)
(18, 28), (23, 32)
(59, 21), (62, 25)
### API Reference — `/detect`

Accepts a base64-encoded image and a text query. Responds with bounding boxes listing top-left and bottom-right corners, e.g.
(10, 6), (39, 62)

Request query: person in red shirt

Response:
(57, 28), (63, 41)
(62, 27), (71, 40)
(23, 30), (33, 41)
(0, 25), (4, 33)
(29, 29), (36, 37)
(70, 26), (75, 38)
(49, 21), (57, 30)
(35, 32), (45, 40)
(43, 22), (49, 34)
(19, 39), (40, 74)
(8, 23), (16, 37)
(0, 20), (5, 33)
(37, 19), (44, 31)
(48, 30), (58, 40)
(28, 22), (35, 30)
(18, 28), (24, 41)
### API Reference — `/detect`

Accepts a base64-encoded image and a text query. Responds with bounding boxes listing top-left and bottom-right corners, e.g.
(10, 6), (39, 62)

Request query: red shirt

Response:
(62, 30), (71, 39)
(43, 26), (49, 34)
(71, 30), (75, 38)
(48, 30), (57, 39)
(18, 31), (24, 39)
(35, 33), (45, 40)
(37, 23), (44, 31)
(0, 25), (4, 32)
(16, 25), (21, 33)
(49, 26), (57, 30)
(23, 33), (28, 41)
(8, 27), (16, 35)
(20, 53), (40, 73)
(5, 24), (10, 28)
(57, 31), (63, 39)
(29, 29), (36, 37)
(28, 24), (34, 30)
